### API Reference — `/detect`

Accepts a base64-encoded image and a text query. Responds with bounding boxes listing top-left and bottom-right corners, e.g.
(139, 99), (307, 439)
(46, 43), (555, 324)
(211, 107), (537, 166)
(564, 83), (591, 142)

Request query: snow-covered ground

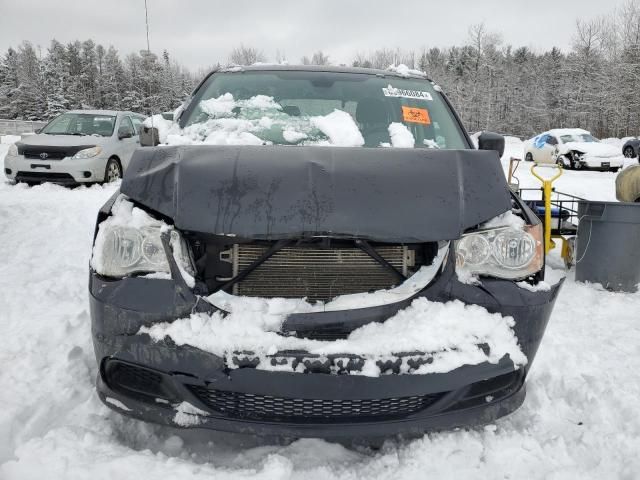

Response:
(1, 139), (640, 479)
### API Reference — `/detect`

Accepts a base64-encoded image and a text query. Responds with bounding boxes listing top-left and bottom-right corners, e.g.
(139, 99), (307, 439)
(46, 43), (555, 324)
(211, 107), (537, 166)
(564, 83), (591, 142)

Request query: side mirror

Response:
(139, 126), (160, 147)
(478, 131), (505, 158)
(118, 127), (133, 140)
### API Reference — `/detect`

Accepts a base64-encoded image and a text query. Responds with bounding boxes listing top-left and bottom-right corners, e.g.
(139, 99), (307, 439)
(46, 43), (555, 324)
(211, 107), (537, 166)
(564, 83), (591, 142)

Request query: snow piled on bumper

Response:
(139, 297), (528, 377)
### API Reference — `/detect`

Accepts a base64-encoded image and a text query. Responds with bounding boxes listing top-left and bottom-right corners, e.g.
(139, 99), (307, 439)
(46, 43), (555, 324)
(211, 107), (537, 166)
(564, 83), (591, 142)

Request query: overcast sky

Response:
(0, 0), (627, 72)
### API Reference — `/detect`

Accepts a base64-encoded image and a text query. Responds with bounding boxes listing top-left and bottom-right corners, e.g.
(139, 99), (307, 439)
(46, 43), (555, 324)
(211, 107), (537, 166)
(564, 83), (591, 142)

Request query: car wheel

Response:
(623, 146), (635, 158)
(525, 152), (533, 162)
(104, 158), (122, 183)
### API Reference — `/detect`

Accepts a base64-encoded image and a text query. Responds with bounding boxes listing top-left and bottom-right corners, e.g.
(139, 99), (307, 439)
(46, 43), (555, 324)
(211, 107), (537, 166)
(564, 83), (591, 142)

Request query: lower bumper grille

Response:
(233, 244), (410, 302)
(16, 172), (76, 184)
(189, 386), (444, 423)
(103, 359), (169, 401)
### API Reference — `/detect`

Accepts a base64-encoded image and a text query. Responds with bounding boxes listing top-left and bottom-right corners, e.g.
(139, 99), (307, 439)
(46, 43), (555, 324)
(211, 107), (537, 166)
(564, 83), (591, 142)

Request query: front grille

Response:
(189, 386), (444, 423)
(23, 149), (68, 160)
(233, 245), (409, 302)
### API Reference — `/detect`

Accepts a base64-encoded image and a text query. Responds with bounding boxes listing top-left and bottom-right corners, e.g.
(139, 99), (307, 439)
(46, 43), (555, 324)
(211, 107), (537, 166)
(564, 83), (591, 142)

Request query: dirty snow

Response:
(2, 140), (640, 478)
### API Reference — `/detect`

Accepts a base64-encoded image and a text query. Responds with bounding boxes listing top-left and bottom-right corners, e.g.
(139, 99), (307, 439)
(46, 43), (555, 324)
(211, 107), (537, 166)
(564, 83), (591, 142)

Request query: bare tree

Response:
(228, 45), (266, 65)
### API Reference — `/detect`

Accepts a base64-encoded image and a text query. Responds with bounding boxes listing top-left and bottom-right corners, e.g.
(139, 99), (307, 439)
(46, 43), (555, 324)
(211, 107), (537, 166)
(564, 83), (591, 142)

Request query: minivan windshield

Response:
(180, 71), (468, 149)
(42, 113), (116, 137)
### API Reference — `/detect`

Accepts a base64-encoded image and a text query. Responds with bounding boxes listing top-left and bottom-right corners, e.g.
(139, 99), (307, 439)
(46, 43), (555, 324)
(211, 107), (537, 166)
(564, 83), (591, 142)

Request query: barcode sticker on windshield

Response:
(382, 85), (433, 100)
(402, 106), (431, 125)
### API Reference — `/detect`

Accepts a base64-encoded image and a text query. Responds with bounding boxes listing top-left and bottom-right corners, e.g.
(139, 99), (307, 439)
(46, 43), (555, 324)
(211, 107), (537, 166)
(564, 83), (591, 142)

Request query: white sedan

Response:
(4, 110), (145, 184)
(524, 128), (624, 172)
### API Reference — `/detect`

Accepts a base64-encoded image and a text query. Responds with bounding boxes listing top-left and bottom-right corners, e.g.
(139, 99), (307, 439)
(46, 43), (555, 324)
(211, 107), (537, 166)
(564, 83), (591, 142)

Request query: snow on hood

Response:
(139, 296), (528, 377)
(559, 141), (620, 158)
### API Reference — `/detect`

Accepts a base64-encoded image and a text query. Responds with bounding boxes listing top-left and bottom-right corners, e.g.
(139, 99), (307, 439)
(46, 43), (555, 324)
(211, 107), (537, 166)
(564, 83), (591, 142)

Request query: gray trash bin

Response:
(575, 201), (640, 292)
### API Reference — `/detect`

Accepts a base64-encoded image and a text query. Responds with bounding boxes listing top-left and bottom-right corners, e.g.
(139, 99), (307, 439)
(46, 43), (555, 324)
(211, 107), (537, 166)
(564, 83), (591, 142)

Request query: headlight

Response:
(456, 224), (543, 280)
(73, 146), (102, 159)
(91, 224), (194, 279)
(8, 144), (18, 156)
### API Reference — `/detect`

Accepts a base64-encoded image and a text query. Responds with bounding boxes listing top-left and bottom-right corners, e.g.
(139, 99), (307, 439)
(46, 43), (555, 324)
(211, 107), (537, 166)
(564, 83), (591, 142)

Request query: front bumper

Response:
(4, 153), (108, 183)
(90, 252), (563, 438)
(577, 155), (624, 170)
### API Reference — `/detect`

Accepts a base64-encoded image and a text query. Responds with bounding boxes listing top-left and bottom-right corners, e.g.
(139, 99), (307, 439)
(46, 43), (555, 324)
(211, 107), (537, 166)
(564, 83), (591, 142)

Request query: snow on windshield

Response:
(144, 93), (440, 149)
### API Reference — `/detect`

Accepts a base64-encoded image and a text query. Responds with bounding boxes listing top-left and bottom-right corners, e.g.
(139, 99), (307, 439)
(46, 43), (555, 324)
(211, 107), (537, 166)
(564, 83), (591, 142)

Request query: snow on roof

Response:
(67, 109), (142, 116)
(547, 128), (591, 137)
(214, 63), (431, 80)
(386, 64), (427, 78)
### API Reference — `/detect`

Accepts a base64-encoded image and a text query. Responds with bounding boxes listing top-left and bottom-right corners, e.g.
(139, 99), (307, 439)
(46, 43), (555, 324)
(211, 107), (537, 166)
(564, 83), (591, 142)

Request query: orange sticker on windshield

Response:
(402, 106), (431, 125)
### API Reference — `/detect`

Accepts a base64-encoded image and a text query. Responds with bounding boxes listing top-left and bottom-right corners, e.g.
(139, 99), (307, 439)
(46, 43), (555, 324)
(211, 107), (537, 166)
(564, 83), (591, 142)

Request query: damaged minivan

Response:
(89, 65), (563, 438)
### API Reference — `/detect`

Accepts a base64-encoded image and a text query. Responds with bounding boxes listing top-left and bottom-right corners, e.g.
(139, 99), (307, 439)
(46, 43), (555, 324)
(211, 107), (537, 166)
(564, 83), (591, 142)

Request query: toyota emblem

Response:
(39, 152), (48, 159)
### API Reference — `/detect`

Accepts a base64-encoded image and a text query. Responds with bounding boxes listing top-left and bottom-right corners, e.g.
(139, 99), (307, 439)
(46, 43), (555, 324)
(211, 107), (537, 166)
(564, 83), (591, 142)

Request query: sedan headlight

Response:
(91, 224), (194, 279)
(73, 146), (102, 159)
(456, 224), (543, 280)
(8, 144), (18, 156)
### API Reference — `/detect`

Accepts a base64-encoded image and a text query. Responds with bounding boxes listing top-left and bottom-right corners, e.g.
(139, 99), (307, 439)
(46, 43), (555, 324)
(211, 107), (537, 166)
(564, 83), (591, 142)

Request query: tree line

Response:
(2, 1), (640, 139)
(0, 39), (196, 121)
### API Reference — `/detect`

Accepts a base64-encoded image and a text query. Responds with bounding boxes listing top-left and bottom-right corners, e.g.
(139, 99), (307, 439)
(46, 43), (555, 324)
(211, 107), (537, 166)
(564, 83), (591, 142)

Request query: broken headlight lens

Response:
(91, 224), (194, 278)
(455, 224), (543, 280)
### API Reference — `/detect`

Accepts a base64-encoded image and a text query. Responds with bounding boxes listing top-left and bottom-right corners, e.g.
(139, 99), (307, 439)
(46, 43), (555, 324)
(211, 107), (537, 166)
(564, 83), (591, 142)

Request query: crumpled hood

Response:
(560, 141), (619, 158)
(120, 145), (511, 242)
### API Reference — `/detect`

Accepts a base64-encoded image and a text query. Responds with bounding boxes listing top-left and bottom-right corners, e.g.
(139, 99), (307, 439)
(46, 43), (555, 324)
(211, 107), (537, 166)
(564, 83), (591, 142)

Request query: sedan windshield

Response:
(42, 113), (116, 137)
(180, 70), (468, 149)
(560, 134), (598, 143)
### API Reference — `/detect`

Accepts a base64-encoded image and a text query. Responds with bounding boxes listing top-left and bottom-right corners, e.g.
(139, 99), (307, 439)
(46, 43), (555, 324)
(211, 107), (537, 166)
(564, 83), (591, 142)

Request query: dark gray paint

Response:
(121, 145), (511, 242)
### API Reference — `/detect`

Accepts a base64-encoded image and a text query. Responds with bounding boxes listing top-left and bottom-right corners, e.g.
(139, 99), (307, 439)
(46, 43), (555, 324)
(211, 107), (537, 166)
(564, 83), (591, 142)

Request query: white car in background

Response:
(524, 128), (624, 172)
(3, 110), (145, 185)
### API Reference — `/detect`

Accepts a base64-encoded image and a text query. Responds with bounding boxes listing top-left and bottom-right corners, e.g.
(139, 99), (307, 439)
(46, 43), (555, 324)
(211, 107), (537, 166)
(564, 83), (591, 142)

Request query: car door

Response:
(532, 134), (556, 164)
(117, 116), (139, 171)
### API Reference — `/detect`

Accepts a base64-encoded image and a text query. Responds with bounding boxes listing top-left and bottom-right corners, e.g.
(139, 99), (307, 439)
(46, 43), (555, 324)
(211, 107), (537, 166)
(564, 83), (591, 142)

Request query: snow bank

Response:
(139, 296), (527, 377)
(0, 135), (20, 144)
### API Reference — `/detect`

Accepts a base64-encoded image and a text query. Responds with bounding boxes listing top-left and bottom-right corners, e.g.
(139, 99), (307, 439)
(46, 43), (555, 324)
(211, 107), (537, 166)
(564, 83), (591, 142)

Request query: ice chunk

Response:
(310, 109), (364, 147)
